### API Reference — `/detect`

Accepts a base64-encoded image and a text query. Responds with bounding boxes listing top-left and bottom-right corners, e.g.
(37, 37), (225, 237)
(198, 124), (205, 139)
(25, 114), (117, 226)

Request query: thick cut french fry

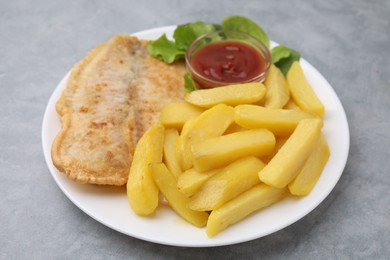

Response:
(191, 129), (275, 172)
(260, 136), (289, 163)
(288, 134), (330, 195)
(234, 104), (316, 136)
(159, 102), (204, 130)
(223, 123), (247, 135)
(127, 124), (164, 216)
(283, 98), (301, 110)
(287, 61), (324, 117)
(206, 183), (288, 237)
(175, 118), (196, 172)
(176, 104), (234, 170)
(150, 163), (209, 227)
(189, 156), (265, 211)
(259, 118), (323, 188)
(177, 168), (220, 197)
(163, 128), (181, 180)
(264, 64), (290, 108)
(184, 82), (266, 108)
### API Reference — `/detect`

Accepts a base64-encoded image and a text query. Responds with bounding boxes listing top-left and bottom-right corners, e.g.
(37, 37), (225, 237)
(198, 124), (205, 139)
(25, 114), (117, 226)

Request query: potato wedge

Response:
(234, 104), (316, 136)
(260, 136), (289, 163)
(150, 163), (209, 227)
(163, 128), (181, 180)
(176, 104), (234, 170)
(175, 118), (196, 172)
(223, 123), (247, 135)
(191, 129), (275, 172)
(159, 102), (204, 130)
(206, 183), (288, 237)
(127, 124), (164, 216)
(259, 118), (323, 188)
(283, 98), (301, 110)
(189, 156), (265, 211)
(288, 134), (330, 195)
(264, 64), (290, 108)
(184, 82), (266, 108)
(177, 168), (220, 197)
(287, 61), (325, 117)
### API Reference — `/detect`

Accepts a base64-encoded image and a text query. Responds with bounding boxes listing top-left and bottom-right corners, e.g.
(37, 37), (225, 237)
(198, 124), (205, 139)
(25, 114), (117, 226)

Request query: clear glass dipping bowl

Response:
(185, 30), (271, 89)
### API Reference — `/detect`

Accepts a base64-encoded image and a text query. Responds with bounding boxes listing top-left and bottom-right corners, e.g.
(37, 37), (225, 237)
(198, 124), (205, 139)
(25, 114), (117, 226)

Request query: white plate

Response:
(42, 26), (350, 247)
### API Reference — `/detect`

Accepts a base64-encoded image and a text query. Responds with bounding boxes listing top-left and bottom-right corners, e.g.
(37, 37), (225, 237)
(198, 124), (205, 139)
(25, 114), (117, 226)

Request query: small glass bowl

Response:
(185, 30), (271, 89)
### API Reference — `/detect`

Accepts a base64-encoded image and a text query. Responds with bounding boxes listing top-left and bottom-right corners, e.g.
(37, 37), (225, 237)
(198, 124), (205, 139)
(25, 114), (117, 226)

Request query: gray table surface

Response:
(1, 0), (389, 258)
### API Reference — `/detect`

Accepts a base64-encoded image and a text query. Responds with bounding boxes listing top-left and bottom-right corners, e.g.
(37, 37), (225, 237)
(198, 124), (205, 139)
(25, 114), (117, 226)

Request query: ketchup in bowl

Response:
(186, 30), (271, 89)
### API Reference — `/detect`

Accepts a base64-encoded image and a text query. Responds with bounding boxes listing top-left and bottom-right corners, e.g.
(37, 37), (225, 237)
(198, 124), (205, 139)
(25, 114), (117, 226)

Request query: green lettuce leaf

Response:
(147, 22), (217, 64)
(147, 15), (301, 89)
(271, 45), (301, 76)
(221, 15), (270, 47)
(271, 45), (291, 63)
(147, 34), (185, 64)
(184, 72), (197, 93)
(173, 21), (217, 51)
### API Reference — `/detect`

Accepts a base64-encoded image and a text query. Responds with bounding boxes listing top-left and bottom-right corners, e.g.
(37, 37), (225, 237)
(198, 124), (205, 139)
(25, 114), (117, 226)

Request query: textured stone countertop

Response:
(1, 0), (389, 258)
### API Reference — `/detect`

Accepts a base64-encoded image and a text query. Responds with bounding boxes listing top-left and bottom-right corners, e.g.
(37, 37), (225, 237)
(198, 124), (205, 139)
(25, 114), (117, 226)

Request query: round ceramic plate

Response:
(42, 26), (350, 247)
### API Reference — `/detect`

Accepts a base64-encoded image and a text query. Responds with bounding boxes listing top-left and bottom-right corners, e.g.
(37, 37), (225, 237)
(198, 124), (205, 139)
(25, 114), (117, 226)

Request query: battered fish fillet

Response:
(51, 35), (185, 185)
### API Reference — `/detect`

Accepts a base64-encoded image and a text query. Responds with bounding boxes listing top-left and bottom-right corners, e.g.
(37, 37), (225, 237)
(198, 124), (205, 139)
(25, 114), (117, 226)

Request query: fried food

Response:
(51, 35), (185, 185)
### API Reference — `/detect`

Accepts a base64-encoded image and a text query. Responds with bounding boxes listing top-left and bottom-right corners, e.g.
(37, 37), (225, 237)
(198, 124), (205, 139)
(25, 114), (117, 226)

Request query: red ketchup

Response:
(190, 41), (266, 88)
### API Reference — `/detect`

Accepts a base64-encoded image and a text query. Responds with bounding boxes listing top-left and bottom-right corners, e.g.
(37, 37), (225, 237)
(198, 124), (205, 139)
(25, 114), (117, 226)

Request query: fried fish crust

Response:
(51, 35), (185, 185)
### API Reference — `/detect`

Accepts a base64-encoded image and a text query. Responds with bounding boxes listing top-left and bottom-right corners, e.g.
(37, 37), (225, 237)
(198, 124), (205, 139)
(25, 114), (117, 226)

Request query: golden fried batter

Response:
(51, 35), (185, 185)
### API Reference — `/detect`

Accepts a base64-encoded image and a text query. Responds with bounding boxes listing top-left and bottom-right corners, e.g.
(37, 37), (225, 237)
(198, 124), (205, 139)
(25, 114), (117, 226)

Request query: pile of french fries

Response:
(126, 61), (330, 237)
